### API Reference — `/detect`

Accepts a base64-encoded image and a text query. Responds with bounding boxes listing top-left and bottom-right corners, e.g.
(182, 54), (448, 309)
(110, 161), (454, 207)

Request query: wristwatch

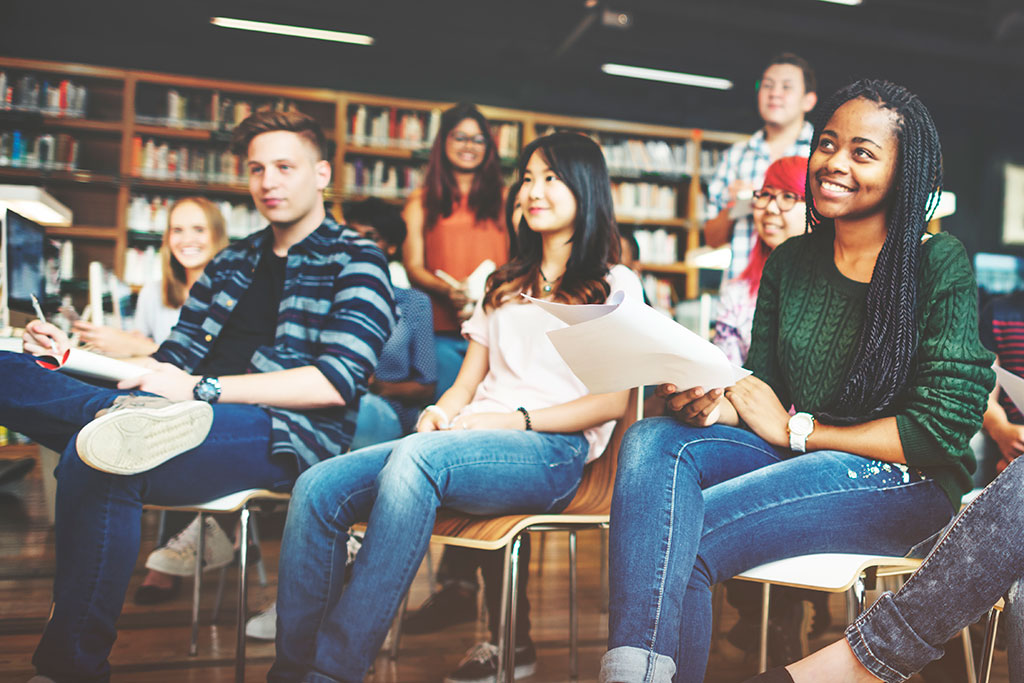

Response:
(193, 376), (222, 404)
(788, 412), (815, 453)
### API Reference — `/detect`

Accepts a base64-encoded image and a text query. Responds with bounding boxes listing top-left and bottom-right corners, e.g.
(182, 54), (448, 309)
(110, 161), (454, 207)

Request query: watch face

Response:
(790, 413), (814, 435)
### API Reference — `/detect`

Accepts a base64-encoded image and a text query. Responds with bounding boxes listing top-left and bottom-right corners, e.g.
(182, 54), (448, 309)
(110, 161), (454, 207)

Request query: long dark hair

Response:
(484, 132), (621, 309)
(807, 79), (943, 424)
(422, 102), (504, 229)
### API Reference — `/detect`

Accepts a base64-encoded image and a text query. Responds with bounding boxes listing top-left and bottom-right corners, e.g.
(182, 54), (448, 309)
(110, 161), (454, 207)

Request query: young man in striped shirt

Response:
(8, 109), (396, 683)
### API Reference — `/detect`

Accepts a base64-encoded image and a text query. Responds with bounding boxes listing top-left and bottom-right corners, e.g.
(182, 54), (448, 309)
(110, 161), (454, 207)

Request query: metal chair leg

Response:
(189, 512), (205, 657)
(852, 574), (867, 614)
(497, 535), (522, 683)
(235, 505), (250, 683)
(977, 608), (1001, 683)
(569, 530), (579, 680)
(212, 566), (228, 622)
(758, 583), (770, 673)
(249, 512), (268, 587)
(961, 626), (977, 683)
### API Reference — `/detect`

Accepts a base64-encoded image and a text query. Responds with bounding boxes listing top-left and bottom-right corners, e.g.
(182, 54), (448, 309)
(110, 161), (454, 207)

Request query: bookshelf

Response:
(0, 56), (746, 311)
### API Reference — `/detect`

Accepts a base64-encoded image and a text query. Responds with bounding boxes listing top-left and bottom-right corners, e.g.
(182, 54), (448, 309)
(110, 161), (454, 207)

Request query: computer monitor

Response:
(1, 208), (46, 315)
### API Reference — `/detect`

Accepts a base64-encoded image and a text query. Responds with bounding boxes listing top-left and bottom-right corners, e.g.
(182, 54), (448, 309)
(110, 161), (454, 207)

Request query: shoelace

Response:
(164, 517), (215, 554)
(462, 642), (499, 664)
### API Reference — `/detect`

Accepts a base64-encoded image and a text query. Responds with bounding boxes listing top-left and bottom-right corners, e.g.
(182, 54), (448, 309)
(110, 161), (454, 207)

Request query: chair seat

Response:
(735, 553), (922, 593)
(144, 488), (290, 513)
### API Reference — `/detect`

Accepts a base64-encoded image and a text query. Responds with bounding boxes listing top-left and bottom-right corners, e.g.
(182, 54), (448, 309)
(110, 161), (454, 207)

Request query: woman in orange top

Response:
(402, 102), (509, 399)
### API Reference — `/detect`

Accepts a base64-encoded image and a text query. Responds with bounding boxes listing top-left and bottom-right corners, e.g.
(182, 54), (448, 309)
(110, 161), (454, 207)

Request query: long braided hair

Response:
(807, 79), (943, 424)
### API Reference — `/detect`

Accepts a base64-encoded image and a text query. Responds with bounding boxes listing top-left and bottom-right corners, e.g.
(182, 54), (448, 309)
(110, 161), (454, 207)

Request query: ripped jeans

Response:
(601, 418), (954, 683)
(847, 454), (1024, 682)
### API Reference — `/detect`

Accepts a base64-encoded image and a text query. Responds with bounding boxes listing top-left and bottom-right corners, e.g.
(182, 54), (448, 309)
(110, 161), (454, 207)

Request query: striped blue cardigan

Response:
(153, 215), (396, 470)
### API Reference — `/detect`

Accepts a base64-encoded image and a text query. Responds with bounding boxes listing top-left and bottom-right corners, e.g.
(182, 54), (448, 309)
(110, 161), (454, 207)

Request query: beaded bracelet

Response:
(516, 406), (532, 431)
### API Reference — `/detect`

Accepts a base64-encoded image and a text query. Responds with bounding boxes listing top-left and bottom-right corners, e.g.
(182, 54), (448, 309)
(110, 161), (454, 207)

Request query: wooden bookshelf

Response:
(0, 56), (746, 305)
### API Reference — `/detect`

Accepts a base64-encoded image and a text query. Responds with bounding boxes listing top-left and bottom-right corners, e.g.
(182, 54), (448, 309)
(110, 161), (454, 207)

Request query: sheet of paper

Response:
(994, 365), (1024, 414)
(34, 347), (150, 383)
(527, 291), (750, 395)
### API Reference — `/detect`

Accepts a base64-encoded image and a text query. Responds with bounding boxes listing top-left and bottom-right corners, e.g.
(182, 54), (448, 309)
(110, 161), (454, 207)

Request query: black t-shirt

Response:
(194, 241), (286, 377)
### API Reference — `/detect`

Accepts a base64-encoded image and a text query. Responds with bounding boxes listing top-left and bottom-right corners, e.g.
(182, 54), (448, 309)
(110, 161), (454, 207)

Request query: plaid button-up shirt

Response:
(706, 120), (814, 279)
(153, 215), (396, 470)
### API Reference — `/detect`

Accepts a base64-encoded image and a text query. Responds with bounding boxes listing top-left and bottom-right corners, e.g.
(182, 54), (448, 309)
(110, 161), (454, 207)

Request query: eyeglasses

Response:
(449, 132), (487, 147)
(752, 189), (802, 212)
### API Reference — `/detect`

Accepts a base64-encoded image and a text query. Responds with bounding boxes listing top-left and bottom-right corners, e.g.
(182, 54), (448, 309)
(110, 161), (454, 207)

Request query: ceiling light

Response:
(818, 0), (862, 5)
(601, 64), (733, 90)
(210, 17), (375, 45)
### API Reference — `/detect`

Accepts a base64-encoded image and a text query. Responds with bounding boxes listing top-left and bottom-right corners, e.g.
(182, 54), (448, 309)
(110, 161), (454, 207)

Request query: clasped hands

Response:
(417, 410), (524, 433)
(660, 375), (792, 448)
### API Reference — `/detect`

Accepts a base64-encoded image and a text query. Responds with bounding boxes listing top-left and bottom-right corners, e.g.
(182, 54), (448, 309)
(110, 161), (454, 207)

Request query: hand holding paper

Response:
(528, 291), (750, 395)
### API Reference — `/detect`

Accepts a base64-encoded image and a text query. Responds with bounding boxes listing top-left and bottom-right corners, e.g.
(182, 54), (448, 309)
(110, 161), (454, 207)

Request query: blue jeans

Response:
(349, 393), (403, 451)
(269, 428), (589, 683)
(847, 455), (1024, 682)
(601, 418), (953, 683)
(433, 333), (468, 401)
(0, 352), (297, 682)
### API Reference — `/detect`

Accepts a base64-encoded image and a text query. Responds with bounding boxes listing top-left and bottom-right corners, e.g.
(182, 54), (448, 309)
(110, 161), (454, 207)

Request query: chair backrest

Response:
(560, 387), (639, 516)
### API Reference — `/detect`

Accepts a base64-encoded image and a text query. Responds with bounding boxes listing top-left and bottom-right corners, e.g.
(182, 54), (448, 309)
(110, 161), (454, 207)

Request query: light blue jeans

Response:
(601, 418), (954, 683)
(268, 428), (589, 683)
(847, 454), (1024, 682)
(349, 393), (403, 451)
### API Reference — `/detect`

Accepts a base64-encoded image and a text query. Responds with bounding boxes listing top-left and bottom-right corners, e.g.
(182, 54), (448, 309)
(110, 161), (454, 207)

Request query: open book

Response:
(995, 365), (1024, 414)
(528, 291), (750, 395)
(32, 347), (150, 383)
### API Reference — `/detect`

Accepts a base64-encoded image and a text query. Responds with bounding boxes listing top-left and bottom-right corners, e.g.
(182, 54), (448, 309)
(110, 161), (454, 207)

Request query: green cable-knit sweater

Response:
(746, 229), (995, 510)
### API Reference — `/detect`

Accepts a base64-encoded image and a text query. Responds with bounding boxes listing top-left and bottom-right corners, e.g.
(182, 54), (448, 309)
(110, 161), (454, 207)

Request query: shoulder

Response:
(606, 264), (644, 299)
(919, 232), (974, 287)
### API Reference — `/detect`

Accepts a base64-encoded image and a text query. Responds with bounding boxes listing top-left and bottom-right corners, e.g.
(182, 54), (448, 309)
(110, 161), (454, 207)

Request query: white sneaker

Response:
(145, 515), (234, 576)
(76, 397), (213, 475)
(246, 601), (277, 640)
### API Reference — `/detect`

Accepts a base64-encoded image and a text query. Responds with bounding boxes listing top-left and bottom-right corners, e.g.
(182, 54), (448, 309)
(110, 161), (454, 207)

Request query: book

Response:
(33, 347), (150, 383)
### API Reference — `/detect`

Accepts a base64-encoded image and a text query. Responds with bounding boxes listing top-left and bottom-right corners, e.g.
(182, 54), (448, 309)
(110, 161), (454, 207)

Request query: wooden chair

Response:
(145, 488), (291, 683)
(421, 388), (641, 682)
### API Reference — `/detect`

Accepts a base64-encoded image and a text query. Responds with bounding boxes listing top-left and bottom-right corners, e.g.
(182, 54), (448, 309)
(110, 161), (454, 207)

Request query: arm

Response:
(703, 206), (735, 249)
(72, 321), (158, 357)
(401, 190), (469, 309)
(982, 361), (1024, 466)
(370, 376), (436, 404)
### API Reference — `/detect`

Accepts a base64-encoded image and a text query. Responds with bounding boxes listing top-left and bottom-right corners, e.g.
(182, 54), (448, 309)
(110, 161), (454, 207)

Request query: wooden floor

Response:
(0, 465), (1009, 683)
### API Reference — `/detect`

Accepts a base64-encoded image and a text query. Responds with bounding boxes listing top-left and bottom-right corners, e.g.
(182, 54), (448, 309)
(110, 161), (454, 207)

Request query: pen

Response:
(30, 293), (60, 355)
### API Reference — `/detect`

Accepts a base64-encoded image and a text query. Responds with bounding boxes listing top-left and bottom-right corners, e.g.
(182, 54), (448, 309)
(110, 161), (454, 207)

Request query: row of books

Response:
(611, 182), (679, 221)
(135, 86), (302, 130)
(632, 228), (679, 265)
(0, 72), (88, 117)
(641, 274), (676, 315)
(122, 244), (160, 286)
(0, 130), (79, 170)
(131, 136), (245, 185)
(343, 158), (424, 200)
(126, 194), (264, 240)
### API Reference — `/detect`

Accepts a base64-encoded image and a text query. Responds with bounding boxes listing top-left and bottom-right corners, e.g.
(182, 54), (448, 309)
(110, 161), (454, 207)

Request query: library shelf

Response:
(637, 262), (697, 275)
(0, 56), (747, 305)
(46, 225), (119, 241)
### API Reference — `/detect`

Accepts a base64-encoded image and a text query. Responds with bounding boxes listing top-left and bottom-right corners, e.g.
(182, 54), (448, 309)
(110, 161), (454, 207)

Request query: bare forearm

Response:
(810, 417), (906, 463)
(406, 265), (453, 296)
(703, 208), (734, 249)
(371, 378), (435, 403)
(529, 390), (630, 433)
(218, 366), (346, 409)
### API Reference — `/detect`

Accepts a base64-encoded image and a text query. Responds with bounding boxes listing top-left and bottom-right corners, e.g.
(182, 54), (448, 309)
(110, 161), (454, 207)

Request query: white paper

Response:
(994, 365), (1024, 414)
(34, 347), (150, 383)
(527, 291), (750, 395)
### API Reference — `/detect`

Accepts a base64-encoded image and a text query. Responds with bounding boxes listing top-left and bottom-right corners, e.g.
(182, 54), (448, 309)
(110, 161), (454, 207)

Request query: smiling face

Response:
(247, 130), (331, 229)
(519, 150), (578, 245)
(167, 201), (217, 272)
(809, 97), (900, 225)
(445, 117), (488, 172)
(758, 63), (816, 129)
(752, 188), (806, 249)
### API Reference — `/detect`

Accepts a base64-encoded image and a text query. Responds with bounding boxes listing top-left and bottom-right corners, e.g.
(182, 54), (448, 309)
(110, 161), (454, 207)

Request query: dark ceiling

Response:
(3, 0), (1024, 253)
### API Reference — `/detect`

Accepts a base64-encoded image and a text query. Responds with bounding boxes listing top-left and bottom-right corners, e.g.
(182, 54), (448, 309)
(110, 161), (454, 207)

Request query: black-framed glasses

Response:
(752, 189), (802, 212)
(449, 132), (488, 147)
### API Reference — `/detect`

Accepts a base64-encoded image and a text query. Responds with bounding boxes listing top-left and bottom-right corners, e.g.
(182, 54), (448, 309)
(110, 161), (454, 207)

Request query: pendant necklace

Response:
(539, 268), (560, 294)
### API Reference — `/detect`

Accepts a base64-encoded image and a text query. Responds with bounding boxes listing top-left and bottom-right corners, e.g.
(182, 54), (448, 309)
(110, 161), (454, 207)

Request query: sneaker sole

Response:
(76, 401), (214, 475)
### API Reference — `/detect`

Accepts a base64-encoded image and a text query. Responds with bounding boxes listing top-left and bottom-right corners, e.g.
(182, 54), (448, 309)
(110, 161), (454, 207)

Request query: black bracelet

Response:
(517, 406), (532, 431)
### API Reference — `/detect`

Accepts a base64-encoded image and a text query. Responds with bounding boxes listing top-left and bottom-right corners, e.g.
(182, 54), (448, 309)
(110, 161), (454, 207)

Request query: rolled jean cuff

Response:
(845, 591), (944, 683)
(599, 646), (675, 683)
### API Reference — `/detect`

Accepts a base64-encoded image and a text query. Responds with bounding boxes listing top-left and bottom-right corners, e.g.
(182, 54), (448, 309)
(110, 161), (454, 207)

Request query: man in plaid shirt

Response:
(704, 53), (817, 280)
(8, 109), (396, 682)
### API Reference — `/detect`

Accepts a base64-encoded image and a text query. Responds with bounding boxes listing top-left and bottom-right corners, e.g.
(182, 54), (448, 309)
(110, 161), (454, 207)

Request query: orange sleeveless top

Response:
(423, 197), (509, 332)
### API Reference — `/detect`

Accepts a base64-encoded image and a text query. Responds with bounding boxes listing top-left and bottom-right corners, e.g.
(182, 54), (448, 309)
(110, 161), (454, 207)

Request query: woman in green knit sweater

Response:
(600, 79), (995, 683)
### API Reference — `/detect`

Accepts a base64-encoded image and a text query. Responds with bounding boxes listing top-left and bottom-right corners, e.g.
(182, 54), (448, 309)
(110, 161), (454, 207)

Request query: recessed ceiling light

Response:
(601, 63), (733, 90)
(210, 17), (375, 45)
(818, 0), (862, 5)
